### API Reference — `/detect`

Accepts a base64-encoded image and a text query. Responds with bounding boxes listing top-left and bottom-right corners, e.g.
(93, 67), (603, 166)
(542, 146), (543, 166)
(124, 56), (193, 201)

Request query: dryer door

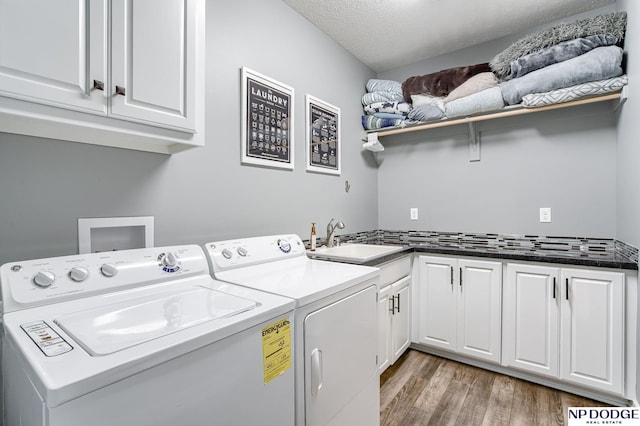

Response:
(304, 285), (378, 426)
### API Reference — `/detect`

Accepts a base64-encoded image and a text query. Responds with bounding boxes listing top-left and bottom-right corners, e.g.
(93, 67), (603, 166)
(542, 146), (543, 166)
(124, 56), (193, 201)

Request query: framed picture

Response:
(241, 67), (294, 170)
(306, 95), (340, 175)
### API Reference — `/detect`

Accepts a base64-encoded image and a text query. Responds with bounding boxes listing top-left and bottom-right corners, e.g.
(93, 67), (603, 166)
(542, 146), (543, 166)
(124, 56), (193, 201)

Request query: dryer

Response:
(205, 234), (380, 426)
(1, 245), (294, 426)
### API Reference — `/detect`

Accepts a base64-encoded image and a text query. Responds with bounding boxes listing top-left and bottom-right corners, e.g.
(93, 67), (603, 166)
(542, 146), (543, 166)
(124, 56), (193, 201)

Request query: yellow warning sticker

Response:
(262, 317), (292, 384)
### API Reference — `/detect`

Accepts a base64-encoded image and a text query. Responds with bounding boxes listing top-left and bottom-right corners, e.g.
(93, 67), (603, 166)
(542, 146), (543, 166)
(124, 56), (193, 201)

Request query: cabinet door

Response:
(417, 256), (457, 351)
(377, 285), (392, 375)
(111, 0), (198, 131)
(391, 276), (411, 363)
(503, 264), (559, 377)
(457, 260), (502, 363)
(0, 0), (106, 113)
(560, 269), (624, 395)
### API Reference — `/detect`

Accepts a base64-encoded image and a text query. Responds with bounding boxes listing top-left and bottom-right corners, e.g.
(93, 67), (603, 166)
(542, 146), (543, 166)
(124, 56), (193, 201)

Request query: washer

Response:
(1, 245), (295, 426)
(205, 234), (380, 426)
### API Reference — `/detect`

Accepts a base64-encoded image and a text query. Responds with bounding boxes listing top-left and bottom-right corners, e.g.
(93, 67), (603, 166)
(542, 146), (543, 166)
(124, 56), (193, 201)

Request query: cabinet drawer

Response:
(378, 255), (411, 287)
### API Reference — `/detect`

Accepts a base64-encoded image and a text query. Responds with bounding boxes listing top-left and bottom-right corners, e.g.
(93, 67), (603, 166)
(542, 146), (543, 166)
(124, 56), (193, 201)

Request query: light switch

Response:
(410, 208), (419, 220)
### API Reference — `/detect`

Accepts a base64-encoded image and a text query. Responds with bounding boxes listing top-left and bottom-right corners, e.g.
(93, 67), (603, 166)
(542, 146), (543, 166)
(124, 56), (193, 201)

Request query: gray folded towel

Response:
(499, 45), (623, 105)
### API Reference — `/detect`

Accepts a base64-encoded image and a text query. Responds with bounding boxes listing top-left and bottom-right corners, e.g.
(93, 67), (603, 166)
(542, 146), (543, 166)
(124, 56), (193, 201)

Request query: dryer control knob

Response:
(100, 263), (118, 277)
(222, 248), (233, 259)
(237, 247), (248, 257)
(69, 266), (90, 282)
(33, 271), (56, 287)
(277, 239), (291, 253)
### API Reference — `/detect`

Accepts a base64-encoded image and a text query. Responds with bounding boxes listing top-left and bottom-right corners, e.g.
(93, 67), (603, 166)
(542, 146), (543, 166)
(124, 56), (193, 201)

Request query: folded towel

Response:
(373, 112), (405, 119)
(366, 79), (403, 93)
(362, 115), (404, 130)
(402, 63), (491, 101)
(444, 86), (504, 118)
(505, 34), (619, 81)
(410, 94), (445, 112)
(363, 101), (412, 115)
(444, 72), (498, 102)
(407, 104), (445, 122)
(499, 45), (623, 105)
(522, 74), (628, 107)
(490, 12), (627, 79)
(362, 91), (405, 106)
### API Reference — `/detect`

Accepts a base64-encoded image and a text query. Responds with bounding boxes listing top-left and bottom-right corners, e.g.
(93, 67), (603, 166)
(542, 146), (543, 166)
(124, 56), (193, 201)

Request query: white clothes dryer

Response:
(1, 245), (295, 426)
(205, 234), (380, 426)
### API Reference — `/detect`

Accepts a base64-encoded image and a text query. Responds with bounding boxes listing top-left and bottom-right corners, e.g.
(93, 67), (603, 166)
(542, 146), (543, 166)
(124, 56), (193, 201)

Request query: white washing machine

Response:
(205, 234), (380, 426)
(0, 245), (295, 426)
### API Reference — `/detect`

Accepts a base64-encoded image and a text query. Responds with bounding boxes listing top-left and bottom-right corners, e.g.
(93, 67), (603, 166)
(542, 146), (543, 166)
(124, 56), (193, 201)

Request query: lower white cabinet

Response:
(416, 256), (502, 363)
(377, 256), (411, 375)
(390, 277), (411, 363)
(503, 263), (624, 395)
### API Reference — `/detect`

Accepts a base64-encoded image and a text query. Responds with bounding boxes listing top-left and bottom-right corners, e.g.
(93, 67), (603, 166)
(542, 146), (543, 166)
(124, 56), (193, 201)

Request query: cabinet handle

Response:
(395, 294), (400, 314)
(565, 278), (569, 301)
(115, 85), (126, 96)
(93, 80), (104, 91)
(389, 296), (395, 315)
(450, 266), (453, 286)
(552, 277), (556, 299)
(459, 267), (463, 287)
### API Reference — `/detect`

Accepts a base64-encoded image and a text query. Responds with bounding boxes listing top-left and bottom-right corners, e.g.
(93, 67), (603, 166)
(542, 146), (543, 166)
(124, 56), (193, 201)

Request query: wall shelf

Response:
(367, 92), (623, 139)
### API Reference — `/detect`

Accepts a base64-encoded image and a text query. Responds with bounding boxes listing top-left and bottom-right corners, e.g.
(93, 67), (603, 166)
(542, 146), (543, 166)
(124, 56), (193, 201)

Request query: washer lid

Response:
(54, 287), (257, 356)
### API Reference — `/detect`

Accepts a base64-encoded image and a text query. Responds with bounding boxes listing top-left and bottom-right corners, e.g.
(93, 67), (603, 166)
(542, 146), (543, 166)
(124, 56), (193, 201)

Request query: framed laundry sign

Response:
(305, 95), (340, 175)
(241, 67), (294, 170)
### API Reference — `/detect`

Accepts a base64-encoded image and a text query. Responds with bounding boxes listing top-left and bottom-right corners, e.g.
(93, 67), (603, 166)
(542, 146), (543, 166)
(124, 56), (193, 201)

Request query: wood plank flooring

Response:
(380, 350), (610, 426)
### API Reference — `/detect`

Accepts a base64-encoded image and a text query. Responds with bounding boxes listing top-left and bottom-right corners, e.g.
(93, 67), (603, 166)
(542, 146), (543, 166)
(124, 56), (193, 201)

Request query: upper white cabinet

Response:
(111, 0), (197, 131)
(0, 0), (106, 113)
(0, 0), (204, 154)
(503, 263), (624, 395)
(416, 255), (502, 364)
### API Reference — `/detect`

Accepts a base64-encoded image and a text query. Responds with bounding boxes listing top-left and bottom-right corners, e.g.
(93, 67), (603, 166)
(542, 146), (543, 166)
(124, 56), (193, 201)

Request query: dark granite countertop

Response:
(408, 243), (637, 270)
(329, 230), (638, 270)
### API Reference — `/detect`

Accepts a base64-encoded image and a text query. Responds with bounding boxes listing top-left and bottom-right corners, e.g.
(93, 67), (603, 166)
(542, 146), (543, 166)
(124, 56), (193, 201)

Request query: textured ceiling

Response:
(281, 0), (616, 73)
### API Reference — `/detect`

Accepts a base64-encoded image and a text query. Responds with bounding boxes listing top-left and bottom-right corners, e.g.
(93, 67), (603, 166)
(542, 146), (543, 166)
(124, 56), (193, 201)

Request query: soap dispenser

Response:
(310, 222), (317, 251)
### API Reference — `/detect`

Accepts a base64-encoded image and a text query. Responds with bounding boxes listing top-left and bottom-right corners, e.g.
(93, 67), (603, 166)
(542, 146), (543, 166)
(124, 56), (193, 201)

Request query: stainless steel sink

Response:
(309, 243), (405, 264)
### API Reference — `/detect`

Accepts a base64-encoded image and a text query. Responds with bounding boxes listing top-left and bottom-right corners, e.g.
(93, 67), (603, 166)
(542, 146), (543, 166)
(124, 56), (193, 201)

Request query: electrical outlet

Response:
(539, 207), (551, 223)
(410, 208), (419, 220)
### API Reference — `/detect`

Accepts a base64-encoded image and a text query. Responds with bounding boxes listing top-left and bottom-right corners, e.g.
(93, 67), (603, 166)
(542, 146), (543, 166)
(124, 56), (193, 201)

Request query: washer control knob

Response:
(237, 247), (248, 257)
(277, 239), (291, 253)
(100, 263), (118, 277)
(69, 266), (90, 282)
(161, 252), (179, 268)
(158, 252), (181, 272)
(33, 271), (56, 288)
(222, 248), (233, 259)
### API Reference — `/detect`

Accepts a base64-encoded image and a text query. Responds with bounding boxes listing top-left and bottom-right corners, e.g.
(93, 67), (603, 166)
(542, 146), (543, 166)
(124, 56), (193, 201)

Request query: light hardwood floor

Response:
(380, 349), (610, 426)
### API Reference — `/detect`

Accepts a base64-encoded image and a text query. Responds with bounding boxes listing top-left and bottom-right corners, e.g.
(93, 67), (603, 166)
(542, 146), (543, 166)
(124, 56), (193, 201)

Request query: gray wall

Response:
(616, 0), (640, 248)
(376, 6), (620, 238)
(0, 1), (635, 266)
(0, 0), (378, 264)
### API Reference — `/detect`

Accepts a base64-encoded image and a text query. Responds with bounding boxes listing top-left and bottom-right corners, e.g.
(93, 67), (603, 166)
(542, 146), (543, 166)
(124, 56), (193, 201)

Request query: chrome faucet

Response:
(326, 218), (345, 248)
